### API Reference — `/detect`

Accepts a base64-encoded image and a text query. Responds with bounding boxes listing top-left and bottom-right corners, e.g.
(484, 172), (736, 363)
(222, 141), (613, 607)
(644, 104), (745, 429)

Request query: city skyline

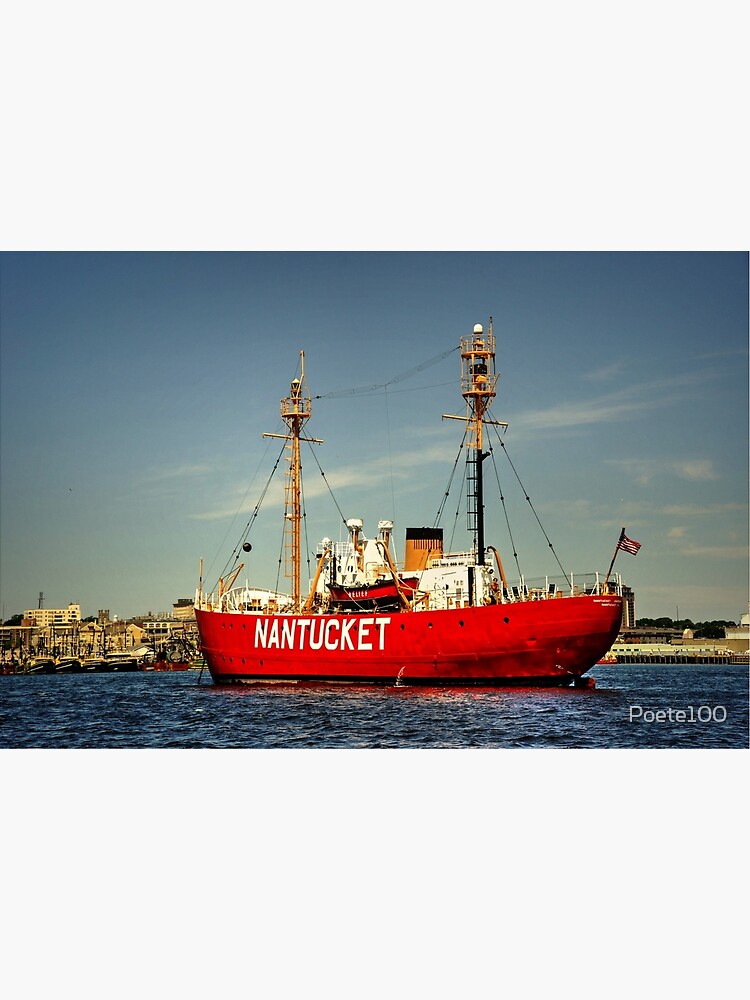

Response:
(1, 251), (748, 624)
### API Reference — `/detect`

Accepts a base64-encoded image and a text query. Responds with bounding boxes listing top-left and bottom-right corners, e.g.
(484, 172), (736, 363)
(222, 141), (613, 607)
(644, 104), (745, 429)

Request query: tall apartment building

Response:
(172, 598), (195, 621)
(621, 584), (635, 629)
(24, 603), (82, 627)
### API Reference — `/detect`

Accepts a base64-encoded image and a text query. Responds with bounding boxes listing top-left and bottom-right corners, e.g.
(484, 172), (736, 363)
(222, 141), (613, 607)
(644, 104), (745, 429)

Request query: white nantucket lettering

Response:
(340, 618), (356, 650)
(309, 619), (325, 650)
(281, 619), (296, 649)
(253, 615), (392, 652)
(324, 619), (340, 650)
(268, 619), (280, 648)
(296, 619), (311, 646)
(358, 617), (374, 650)
(375, 617), (391, 650)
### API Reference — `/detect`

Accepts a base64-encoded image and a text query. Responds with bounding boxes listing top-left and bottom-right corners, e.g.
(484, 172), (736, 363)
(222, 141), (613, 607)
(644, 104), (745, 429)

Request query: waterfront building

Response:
(141, 618), (185, 641)
(172, 598), (195, 621)
(620, 584), (635, 629)
(23, 603), (81, 627)
(725, 611), (750, 644)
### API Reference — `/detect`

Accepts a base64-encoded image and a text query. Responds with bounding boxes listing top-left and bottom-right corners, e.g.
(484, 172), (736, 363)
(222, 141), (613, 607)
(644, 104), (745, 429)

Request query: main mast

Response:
(263, 352), (322, 609)
(443, 320), (505, 566)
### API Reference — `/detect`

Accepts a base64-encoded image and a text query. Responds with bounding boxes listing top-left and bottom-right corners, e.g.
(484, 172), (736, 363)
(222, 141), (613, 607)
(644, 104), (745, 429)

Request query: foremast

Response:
(443, 320), (507, 568)
(263, 352), (322, 610)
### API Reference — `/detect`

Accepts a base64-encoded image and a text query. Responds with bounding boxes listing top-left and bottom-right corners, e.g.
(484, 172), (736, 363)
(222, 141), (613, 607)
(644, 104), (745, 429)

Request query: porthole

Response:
(504, 617), (510, 624)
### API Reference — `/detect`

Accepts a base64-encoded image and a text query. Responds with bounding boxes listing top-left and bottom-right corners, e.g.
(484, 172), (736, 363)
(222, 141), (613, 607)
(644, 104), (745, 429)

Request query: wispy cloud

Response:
(672, 460), (717, 481)
(662, 502), (747, 516)
(679, 544), (749, 560)
(691, 347), (750, 362)
(604, 459), (660, 484)
(513, 373), (703, 434)
(142, 463), (214, 483)
(582, 361), (627, 382)
(189, 474), (287, 522)
(188, 442), (457, 522)
(606, 457), (718, 485)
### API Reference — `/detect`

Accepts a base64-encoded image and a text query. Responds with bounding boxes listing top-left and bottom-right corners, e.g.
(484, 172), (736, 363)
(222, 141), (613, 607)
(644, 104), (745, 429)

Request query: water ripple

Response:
(0, 664), (747, 749)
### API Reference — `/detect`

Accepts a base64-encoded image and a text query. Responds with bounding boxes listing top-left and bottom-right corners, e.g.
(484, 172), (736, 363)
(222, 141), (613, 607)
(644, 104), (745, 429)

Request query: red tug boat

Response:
(194, 321), (623, 686)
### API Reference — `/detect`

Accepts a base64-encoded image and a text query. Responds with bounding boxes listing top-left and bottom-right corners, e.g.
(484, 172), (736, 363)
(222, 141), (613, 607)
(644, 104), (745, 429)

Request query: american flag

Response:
(617, 532), (641, 556)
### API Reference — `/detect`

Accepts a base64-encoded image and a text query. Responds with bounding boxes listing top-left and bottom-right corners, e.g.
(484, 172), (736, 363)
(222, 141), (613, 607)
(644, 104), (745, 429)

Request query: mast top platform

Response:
(460, 319), (498, 408)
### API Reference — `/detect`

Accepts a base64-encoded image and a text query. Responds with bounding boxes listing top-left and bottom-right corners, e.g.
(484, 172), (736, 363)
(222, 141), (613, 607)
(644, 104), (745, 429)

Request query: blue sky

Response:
(1, 251), (747, 623)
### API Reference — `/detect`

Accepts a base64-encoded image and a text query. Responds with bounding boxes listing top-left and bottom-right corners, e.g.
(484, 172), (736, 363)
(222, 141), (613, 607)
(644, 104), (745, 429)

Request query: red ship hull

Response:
(195, 594), (622, 686)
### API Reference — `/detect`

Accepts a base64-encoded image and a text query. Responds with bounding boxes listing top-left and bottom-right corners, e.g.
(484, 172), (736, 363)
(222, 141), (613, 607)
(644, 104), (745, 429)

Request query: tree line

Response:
(636, 617), (739, 639)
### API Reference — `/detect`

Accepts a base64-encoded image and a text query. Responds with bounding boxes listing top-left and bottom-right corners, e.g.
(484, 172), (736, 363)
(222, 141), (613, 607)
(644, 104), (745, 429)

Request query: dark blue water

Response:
(1, 662), (747, 747)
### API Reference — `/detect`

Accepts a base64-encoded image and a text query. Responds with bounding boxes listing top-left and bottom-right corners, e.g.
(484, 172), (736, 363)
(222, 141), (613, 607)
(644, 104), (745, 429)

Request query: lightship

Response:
(194, 321), (623, 685)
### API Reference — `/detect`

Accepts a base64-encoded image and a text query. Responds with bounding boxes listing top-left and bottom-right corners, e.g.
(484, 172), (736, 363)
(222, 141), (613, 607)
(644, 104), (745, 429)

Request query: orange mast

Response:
(443, 319), (506, 566)
(263, 352), (322, 609)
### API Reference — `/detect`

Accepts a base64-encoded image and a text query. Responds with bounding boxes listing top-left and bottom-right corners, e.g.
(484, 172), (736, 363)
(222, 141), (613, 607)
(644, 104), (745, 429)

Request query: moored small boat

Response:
(55, 658), (83, 673)
(327, 572), (419, 613)
(108, 657), (140, 671)
(27, 657), (56, 674)
(83, 658), (112, 672)
(596, 651), (618, 664)
(153, 659), (191, 671)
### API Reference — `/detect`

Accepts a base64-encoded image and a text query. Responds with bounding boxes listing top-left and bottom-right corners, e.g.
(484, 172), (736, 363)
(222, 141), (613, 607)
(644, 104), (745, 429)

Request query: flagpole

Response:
(603, 528), (625, 589)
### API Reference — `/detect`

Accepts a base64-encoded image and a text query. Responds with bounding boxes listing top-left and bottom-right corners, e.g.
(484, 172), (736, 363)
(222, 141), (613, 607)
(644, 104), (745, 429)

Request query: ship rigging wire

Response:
(447, 459), (470, 554)
(433, 430), (468, 529)
(213, 442), (287, 589)
(303, 439), (349, 529)
(206, 343), (570, 601)
(488, 422), (569, 580)
(313, 345), (460, 399)
(300, 458), (313, 586)
(431, 424), (569, 582)
(210, 347), (454, 591)
(487, 451), (523, 583)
